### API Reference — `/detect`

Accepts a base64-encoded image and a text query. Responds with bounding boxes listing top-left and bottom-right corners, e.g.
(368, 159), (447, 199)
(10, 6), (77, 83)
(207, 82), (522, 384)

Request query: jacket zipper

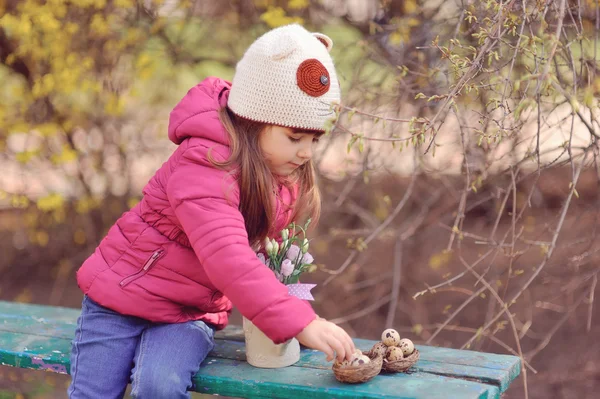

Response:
(119, 249), (164, 287)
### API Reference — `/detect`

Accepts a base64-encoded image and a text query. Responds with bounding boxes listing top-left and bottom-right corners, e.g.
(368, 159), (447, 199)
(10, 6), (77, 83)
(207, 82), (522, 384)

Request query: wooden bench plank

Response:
(193, 358), (499, 399)
(0, 329), (500, 398)
(358, 339), (520, 392)
(0, 301), (81, 321)
(209, 339), (516, 393)
(1, 322), (519, 392)
(0, 331), (71, 374)
(0, 301), (519, 391)
(0, 301), (517, 398)
(1, 314), (76, 339)
(1, 318), (517, 393)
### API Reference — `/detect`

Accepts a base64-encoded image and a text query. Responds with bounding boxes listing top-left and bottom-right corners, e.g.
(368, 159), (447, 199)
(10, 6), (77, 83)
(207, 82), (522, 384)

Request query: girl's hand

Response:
(295, 318), (356, 362)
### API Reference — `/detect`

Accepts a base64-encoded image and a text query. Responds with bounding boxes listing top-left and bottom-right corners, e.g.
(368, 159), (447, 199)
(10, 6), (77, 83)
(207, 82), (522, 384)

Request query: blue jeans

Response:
(68, 295), (215, 399)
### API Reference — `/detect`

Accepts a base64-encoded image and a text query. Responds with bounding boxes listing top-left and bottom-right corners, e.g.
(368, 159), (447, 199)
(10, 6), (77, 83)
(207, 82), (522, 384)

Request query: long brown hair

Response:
(213, 107), (321, 247)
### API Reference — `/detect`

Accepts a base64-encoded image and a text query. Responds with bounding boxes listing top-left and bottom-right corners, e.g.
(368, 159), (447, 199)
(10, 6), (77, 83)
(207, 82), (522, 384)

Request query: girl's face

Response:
(259, 125), (320, 176)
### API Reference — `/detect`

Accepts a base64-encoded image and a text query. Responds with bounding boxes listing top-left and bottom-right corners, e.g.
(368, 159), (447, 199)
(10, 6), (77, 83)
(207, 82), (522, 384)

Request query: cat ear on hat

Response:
(268, 33), (297, 61)
(312, 32), (333, 52)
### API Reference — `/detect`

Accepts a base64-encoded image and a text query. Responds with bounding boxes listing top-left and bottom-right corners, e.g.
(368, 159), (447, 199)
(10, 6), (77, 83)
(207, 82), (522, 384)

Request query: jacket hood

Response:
(168, 77), (232, 146)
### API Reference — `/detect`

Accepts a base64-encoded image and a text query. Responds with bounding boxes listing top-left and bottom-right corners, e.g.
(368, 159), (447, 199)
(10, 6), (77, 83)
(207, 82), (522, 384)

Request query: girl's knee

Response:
(131, 368), (191, 398)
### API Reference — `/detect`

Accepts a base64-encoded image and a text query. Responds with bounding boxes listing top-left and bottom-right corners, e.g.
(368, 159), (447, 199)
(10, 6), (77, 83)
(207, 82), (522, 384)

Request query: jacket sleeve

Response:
(167, 143), (316, 344)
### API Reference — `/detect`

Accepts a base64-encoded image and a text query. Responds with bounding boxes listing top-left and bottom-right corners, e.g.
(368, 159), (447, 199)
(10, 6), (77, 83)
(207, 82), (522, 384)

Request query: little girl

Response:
(68, 24), (355, 398)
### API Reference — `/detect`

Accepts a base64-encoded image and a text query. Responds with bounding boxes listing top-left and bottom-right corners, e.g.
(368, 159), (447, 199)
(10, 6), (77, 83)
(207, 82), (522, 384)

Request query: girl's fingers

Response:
(317, 341), (335, 361)
(327, 335), (346, 362)
(337, 328), (353, 348)
(347, 334), (356, 354)
(333, 329), (352, 361)
(344, 336), (355, 360)
(347, 331), (356, 350)
(332, 327), (355, 361)
(343, 336), (355, 361)
(308, 322), (356, 363)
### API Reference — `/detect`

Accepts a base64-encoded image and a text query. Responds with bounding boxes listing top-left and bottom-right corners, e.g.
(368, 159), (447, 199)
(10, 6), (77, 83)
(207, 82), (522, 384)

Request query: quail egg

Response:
(386, 346), (404, 362)
(351, 354), (371, 366)
(381, 328), (401, 346)
(370, 341), (388, 358)
(399, 338), (415, 356)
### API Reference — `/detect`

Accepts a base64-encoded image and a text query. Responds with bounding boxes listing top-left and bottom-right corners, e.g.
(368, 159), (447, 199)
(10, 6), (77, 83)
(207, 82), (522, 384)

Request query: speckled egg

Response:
(381, 328), (401, 346)
(351, 354), (371, 366)
(339, 359), (352, 368)
(348, 350), (362, 363)
(386, 346), (404, 362)
(370, 342), (388, 358)
(399, 338), (415, 356)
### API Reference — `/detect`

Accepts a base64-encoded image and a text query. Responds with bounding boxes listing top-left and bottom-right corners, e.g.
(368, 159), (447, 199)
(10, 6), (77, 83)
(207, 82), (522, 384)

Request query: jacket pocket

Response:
(119, 249), (165, 288)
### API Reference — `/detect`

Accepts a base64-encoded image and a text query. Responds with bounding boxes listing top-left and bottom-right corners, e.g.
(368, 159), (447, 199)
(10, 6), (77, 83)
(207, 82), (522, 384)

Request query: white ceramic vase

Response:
(243, 317), (300, 368)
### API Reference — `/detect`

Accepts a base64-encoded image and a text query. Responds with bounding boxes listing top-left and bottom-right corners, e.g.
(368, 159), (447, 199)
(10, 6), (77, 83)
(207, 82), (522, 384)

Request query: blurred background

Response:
(1, 0), (599, 398)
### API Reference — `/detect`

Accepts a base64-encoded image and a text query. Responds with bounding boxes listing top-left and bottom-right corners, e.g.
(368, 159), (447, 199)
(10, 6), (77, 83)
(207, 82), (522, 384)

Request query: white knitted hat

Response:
(228, 24), (340, 131)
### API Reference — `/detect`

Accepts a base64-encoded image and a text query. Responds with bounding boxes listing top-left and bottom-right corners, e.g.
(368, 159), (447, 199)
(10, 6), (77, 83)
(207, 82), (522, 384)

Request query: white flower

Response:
(301, 238), (309, 254)
(301, 252), (314, 265)
(281, 259), (294, 277)
(271, 239), (279, 255)
(265, 240), (274, 255)
(286, 245), (301, 262)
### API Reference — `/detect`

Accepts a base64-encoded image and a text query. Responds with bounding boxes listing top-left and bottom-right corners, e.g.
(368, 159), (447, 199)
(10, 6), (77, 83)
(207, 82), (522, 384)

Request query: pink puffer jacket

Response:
(76, 77), (316, 343)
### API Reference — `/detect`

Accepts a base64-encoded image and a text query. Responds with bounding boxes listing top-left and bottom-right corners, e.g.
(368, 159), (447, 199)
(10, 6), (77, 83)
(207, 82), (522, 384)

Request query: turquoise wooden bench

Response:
(0, 300), (520, 398)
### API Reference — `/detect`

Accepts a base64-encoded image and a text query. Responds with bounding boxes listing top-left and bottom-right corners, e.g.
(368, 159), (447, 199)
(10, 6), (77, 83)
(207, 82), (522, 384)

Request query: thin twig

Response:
(344, 272), (394, 291)
(329, 294), (393, 325)
(413, 249), (494, 299)
(435, 324), (537, 374)
(424, 3), (516, 153)
(385, 237), (403, 327)
(587, 274), (597, 333)
(458, 255), (530, 398)
(462, 149), (591, 350)
(525, 291), (588, 362)
(425, 283), (487, 344)
(339, 105), (429, 124)
(322, 171), (417, 283)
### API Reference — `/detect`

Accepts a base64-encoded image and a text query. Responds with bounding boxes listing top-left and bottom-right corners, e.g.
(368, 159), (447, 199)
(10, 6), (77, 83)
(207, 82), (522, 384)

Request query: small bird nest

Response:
(381, 349), (420, 373)
(332, 351), (383, 384)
